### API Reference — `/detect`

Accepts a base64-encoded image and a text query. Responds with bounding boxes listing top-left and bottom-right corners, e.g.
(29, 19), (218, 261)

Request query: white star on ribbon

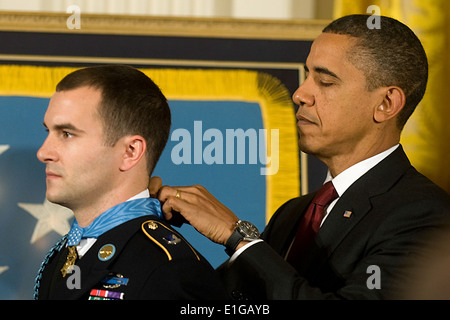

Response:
(18, 199), (73, 244)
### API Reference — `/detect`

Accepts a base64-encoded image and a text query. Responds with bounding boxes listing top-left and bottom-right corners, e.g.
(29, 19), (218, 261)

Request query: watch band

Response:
(225, 227), (244, 256)
(225, 220), (260, 256)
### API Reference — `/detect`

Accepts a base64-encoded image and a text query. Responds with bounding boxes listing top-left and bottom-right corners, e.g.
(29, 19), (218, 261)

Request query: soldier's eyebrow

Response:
(43, 121), (85, 134)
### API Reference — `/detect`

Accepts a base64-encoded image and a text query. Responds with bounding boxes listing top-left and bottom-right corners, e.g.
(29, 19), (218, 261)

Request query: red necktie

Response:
(286, 181), (338, 270)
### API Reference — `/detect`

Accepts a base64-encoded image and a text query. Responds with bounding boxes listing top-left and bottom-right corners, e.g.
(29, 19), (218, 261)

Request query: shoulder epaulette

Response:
(141, 220), (200, 261)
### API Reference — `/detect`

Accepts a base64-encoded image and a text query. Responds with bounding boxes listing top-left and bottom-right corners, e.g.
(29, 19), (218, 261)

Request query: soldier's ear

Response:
(119, 135), (146, 172)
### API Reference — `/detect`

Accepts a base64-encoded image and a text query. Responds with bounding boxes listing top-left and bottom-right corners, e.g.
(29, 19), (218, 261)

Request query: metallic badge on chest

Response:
(163, 234), (181, 245)
(147, 221), (158, 230)
(98, 244), (116, 261)
(101, 273), (129, 289)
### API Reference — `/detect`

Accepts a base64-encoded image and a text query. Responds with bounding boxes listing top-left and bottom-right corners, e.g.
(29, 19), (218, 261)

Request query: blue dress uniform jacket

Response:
(219, 146), (450, 299)
(37, 216), (228, 300)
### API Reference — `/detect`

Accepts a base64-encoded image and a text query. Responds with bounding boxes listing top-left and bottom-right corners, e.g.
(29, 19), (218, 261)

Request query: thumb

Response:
(148, 176), (163, 198)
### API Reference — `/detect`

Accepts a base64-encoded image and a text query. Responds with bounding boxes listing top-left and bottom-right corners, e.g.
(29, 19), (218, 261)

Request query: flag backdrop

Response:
(0, 65), (299, 299)
(334, 0), (450, 193)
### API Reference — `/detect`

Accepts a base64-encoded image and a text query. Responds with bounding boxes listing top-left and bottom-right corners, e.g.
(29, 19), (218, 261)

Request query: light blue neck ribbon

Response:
(67, 197), (163, 246)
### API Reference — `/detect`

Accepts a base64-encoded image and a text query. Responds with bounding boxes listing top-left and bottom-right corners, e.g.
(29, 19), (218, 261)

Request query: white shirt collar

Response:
(325, 144), (399, 197)
(126, 189), (150, 202)
(320, 144), (399, 226)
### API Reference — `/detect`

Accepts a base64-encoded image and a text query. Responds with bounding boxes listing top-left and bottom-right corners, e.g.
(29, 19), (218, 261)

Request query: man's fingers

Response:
(157, 186), (198, 227)
(158, 185), (177, 202)
(148, 176), (163, 198)
(159, 185), (237, 221)
(157, 184), (240, 244)
(162, 196), (195, 221)
(158, 185), (199, 203)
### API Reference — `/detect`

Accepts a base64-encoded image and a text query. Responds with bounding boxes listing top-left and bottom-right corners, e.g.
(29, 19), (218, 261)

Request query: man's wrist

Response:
(224, 220), (260, 256)
(235, 240), (250, 251)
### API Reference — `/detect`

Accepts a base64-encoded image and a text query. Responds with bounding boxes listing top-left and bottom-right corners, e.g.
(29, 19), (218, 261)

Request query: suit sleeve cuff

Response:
(228, 239), (264, 265)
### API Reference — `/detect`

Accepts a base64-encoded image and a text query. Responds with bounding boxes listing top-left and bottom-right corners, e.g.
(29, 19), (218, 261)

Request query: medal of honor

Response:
(60, 246), (78, 277)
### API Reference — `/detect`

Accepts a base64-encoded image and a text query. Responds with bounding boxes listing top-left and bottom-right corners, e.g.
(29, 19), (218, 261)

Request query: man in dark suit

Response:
(35, 65), (227, 300)
(156, 15), (450, 299)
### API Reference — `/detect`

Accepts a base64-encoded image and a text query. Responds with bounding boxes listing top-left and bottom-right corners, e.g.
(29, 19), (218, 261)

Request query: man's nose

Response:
(37, 136), (57, 163)
(292, 80), (315, 107)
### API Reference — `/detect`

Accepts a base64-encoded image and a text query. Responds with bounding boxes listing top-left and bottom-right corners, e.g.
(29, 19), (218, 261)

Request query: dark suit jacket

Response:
(220, 146), (450, 300)
(37, 216), (228, 300)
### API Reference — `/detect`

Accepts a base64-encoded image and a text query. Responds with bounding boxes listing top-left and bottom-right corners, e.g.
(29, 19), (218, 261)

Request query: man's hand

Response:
(157, 184), (239, 245)
(148, 176), (163, 198)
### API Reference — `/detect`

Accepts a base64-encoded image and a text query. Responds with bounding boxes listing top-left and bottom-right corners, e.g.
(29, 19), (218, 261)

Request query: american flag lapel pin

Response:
(343, 210), (352, 218)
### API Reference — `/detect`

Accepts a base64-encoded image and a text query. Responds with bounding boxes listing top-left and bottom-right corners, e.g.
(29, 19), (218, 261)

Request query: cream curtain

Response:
(0, 0), (317, 19)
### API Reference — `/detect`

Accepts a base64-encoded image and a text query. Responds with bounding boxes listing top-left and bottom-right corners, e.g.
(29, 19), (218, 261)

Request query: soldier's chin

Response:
(46, 194), (69, 208)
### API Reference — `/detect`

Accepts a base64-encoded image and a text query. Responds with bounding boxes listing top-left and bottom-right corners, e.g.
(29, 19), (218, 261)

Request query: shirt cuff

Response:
(228, 239), (264, 265)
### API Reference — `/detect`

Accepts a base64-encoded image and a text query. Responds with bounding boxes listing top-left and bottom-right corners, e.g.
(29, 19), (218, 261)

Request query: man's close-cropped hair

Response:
(323, 14), (428, 130)
(55, 65), (171, 175)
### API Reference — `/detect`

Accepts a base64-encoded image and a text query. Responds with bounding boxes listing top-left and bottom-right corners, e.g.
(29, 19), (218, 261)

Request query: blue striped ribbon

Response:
(67, 197), (163, 246)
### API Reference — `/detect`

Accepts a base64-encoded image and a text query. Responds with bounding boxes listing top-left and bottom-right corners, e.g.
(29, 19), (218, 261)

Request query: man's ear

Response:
(373, 87), (406, 123)
(119, 135), (146, 172)
(374, 86), (406, 123)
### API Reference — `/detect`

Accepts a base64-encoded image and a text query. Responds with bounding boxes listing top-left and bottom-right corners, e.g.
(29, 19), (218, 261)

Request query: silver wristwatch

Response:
(225, 220), (260, 255)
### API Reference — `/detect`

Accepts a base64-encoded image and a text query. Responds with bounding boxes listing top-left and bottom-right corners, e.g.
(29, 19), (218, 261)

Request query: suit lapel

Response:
(263, 193), (315, 257)
(316, 146), (412, 254)
(317, 183), (372, 253)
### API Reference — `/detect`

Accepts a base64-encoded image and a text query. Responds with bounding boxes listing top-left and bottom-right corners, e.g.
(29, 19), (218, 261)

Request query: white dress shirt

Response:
(76, 189), (150, 258)
(229, 144), (400, 263)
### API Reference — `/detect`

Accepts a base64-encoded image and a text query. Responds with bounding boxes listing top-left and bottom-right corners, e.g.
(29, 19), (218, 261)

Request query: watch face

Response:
(238, 221), (260, 238)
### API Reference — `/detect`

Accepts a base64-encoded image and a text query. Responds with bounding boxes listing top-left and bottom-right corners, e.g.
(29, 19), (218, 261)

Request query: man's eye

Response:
(319, 81), (334, 87)
(63, 131), (73, 138)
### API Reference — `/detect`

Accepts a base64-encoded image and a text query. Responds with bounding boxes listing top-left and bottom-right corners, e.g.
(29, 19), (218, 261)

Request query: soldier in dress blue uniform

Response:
(34, 65), (227, 300)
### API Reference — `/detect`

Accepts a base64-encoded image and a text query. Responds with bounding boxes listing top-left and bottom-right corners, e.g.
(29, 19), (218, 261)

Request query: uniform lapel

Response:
(38, 244), (69, 299)
(47, 238), (118, 299)
(66, 241), (119, 299)
(47, 216), (149, 299)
